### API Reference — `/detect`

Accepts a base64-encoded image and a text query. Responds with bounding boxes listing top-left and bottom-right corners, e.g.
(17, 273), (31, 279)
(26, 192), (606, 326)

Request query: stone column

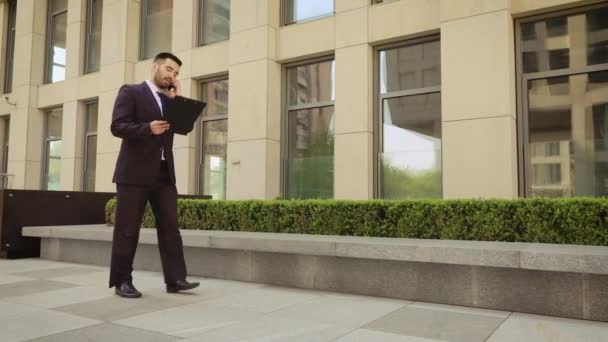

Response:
(9, 0), (47, 189)
(59, 0), (87, 190)
(171, 0), (197, 194)
(333, 0), (373, 199)
(440, 0), (518, 198)
(95, 0), (140, 192)
(225, 0), (281, 199)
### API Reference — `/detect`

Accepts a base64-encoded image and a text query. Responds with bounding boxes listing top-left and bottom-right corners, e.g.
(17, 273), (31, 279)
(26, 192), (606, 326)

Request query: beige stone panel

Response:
(4, 159), (22, 189)
(38, 83), (66, 109)
(95, 152), (118, 192)
(442, 116), (518, 199)
(226, 139), (279, 199)
(6, 109), (26, 161)
(25, 108), (45, 163)
(231, 0), (280, 33)
(510, 0), (604, 15)
(10, 160), (42, 190)
(12, 33), (46, 88)
(134, 59), (153, 83)
(177, 77), (195, 99)
(65, 21), (86, 79)
(60, 101), (82, 159)
(67, 0), (86, 24)
(369, 0), (439, 43)
(266, 137), (281, 199)
(334, 132), (373, 200)
(97, 90), (122, 154)
(172, 0), (196, 52)
(15, 0), (47, 37)
(14, 85), (38, 110)
(60, 157), (83, 191)
(228, 60), (270, 141)
(266, 60), (282, 142)
(336, 7), (368, 49)
(76, 73), (101, 101)
(229, 26), (276, 65)
(173, 131), (191, 149)
(173, 146), (193, 194)
(336, 0), (369, 12)
(0, 102), (13, 115)
(172, 51), (192, 80)
(179, 146), (198, 195)
(335, 45), (373, 134)
(190, 42), (230, 78)
(440, 0), (508, 22)
(0, 3), (7, 86)
(230, 0), (258, 33)
(278, 17), (335, 61)
(99, 62), (135, 92)
(266, 0), (280, 28)
(441, 10), (516, 121)
(100, 0), (139, 66)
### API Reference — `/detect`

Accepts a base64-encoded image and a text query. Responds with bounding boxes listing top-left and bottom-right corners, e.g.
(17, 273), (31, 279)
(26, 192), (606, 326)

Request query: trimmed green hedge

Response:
(105, 198), (608, 246)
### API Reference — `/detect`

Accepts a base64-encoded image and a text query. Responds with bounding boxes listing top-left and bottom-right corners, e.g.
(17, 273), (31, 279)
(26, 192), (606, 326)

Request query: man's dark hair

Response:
(153, 52), (182, 67)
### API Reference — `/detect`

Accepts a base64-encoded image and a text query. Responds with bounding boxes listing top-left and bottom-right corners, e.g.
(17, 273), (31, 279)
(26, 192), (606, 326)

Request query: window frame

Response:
(373, 34), (442, 199)
(139, 0), (173, 60)
(44, 0), (68, 84)
(83, 0), (103, 74)
(281, 0), (335, 27)
(42, 107), (63, 190)
(82, 101), (98, 192)
(515, 3), (608, 197)
(3, 0), (16, 94)
(197, 0), (230, 47)
(280, 55), (336, 198)
(196, 75), (229, 197)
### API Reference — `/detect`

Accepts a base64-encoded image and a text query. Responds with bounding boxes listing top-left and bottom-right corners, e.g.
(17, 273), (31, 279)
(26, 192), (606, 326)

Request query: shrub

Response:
(105, 198), (608, 246)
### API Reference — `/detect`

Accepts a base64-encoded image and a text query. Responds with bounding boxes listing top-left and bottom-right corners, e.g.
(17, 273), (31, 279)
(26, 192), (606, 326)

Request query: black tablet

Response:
(164, 96), (207, 135)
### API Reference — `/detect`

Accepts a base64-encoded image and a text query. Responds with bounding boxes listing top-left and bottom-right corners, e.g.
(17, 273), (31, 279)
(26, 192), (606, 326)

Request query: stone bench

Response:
(23, 225), (608, 322)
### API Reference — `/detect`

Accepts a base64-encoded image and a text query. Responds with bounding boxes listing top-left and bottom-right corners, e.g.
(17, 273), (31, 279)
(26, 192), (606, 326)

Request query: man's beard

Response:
(154, 74), (168, 90)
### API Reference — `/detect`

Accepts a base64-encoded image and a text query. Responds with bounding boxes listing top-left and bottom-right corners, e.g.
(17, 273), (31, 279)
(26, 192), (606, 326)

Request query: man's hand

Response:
(150, 120), (170, 135)
(166, 79), (180, 99)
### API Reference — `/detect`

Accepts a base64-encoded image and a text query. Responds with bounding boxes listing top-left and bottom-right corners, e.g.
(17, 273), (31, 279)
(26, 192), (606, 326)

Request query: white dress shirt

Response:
(145, 80), (166, 160)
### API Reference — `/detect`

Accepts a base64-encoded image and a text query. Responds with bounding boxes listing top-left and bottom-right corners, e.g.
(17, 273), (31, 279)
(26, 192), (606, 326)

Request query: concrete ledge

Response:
(23, 225), (608, 275)
(23, 225), (608, 322)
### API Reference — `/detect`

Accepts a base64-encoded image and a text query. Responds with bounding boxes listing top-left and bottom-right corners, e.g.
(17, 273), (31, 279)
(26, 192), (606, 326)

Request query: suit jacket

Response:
(111, 82), (176, 185)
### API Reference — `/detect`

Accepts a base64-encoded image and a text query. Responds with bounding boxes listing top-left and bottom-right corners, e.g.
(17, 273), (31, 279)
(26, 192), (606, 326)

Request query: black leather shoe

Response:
(115, 282), (142, 298)
(166, 280), (200, 293)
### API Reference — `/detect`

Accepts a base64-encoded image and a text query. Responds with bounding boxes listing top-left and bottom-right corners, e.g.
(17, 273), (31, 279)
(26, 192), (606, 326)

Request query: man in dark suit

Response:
(109, 52), (199, 298)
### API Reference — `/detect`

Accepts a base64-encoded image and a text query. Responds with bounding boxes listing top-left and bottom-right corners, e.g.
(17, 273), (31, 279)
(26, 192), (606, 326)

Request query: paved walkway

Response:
(1, 258), (607, 341)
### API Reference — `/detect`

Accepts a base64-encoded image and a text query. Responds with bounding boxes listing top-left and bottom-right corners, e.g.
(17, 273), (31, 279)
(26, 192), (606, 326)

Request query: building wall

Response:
(0, 0), (604, 199)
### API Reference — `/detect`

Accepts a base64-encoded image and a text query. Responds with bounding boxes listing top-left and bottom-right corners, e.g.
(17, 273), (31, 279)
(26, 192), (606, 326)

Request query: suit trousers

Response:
(109, 161), (187, 287)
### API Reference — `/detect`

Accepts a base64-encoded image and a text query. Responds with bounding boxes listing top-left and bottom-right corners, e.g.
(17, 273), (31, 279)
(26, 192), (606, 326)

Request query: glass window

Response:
(84, 0), (103, 74)
(44, 108), (62, 190)
(521, 7), (608, 74)
(141, 0), (173, 60)
(283, 0), (333, 26)
(520, 6), (608, 197)
(83, 102), (98, 191)
(198, 79), (228, 199)
(199, 0), (230, 46)
(45, 0), (68, 83)
(3, 0), (16, 93)
(378, 39), (442, 199)
(285, 59), (335, 199)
